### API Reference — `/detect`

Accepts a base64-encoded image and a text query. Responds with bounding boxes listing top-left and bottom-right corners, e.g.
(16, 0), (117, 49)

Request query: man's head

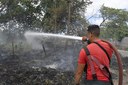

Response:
(86, 25), (100, 42)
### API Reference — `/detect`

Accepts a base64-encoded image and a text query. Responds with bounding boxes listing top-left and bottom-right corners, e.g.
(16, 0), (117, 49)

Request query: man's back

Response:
(75, 25), (113, 85)
(78, 40), (113, 81)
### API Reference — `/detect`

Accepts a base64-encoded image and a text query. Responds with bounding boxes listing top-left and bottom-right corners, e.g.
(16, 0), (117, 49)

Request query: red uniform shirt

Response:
(78, 40), (113, 81)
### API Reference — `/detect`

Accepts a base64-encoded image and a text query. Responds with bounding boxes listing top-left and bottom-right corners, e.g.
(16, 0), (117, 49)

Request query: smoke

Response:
(24, 31), (82, 71)
(24, 31), (46, 49)
(24, 31), (63, 50)
(0, 30), (7, 44)
(24, 31), (82, 50)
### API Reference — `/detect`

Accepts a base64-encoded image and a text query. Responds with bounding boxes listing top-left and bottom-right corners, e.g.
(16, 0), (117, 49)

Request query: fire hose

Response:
(82, 36), (123, 85)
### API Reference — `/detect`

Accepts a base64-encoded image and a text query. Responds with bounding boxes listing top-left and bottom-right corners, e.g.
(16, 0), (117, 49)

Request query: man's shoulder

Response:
(86, 43), (97, 48)
(87, 40), (109, 48)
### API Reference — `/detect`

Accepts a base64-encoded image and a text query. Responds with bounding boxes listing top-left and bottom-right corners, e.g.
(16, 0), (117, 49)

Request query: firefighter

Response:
(75, 25), (113, 85)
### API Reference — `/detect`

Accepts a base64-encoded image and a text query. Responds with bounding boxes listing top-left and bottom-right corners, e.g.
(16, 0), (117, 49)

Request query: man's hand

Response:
(82, 36), (87, 42)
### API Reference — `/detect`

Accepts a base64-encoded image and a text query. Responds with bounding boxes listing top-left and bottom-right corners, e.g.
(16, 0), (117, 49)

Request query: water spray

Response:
(24, 31), (82, 40)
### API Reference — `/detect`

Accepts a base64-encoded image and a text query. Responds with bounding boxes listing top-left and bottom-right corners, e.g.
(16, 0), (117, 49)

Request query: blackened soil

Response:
(0, 48), (128, 85)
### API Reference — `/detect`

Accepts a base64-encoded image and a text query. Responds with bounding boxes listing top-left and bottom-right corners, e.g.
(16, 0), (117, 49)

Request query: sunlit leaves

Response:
(100, 6), (128, 41)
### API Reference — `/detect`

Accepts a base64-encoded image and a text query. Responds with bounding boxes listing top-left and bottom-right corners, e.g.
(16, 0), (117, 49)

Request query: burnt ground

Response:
(0, 49), (74, 85)
(0, 46), (128, 85)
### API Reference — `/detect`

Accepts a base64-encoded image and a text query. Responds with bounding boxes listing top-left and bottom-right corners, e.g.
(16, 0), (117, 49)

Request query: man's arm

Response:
(75, 63), (85, 85)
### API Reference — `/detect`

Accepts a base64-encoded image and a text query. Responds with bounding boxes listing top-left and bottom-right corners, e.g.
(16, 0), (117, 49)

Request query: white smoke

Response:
(24, 31), (82, 50)
(24, 31), (81, 71)
(24, 31), (46, 49)
(0, 30), (7, 44)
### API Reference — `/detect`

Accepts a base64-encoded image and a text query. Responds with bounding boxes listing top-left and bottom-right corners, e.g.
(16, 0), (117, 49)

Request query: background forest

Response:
(0, 0), (128, 42)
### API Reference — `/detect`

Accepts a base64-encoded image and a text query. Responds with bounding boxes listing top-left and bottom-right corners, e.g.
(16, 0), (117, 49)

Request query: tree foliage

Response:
(100, 6), (128, 41)
(0, 0), (92, 34)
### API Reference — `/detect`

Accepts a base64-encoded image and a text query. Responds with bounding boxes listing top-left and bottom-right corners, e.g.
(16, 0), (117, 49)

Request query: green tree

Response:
(100, 6), (128, 41)
(0, 0), (92, 34)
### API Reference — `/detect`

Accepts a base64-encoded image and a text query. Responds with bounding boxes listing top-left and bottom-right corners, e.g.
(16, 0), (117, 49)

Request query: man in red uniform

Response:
(75, 25), (113, 85)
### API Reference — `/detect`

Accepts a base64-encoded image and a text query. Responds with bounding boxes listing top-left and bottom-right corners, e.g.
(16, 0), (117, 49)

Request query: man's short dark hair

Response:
(87, 25), (100, 37)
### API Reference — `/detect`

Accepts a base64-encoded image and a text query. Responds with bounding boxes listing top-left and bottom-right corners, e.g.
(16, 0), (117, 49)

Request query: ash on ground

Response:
(0, 43), (128, 85)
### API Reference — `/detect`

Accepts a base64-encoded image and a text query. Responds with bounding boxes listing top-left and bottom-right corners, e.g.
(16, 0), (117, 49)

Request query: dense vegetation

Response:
(100, 6), (128, 41)
(0, 0), (128, 41)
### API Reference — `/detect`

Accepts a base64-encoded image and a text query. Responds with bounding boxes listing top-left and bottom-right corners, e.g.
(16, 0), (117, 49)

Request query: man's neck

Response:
(92, 37), (100, 42)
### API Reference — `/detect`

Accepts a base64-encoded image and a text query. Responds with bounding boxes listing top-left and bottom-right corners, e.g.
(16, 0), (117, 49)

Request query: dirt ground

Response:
(0, 47), (128, 85)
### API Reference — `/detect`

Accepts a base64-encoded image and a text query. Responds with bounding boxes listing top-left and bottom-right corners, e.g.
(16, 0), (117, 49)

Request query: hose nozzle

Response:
(82, 36), (87, 42)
